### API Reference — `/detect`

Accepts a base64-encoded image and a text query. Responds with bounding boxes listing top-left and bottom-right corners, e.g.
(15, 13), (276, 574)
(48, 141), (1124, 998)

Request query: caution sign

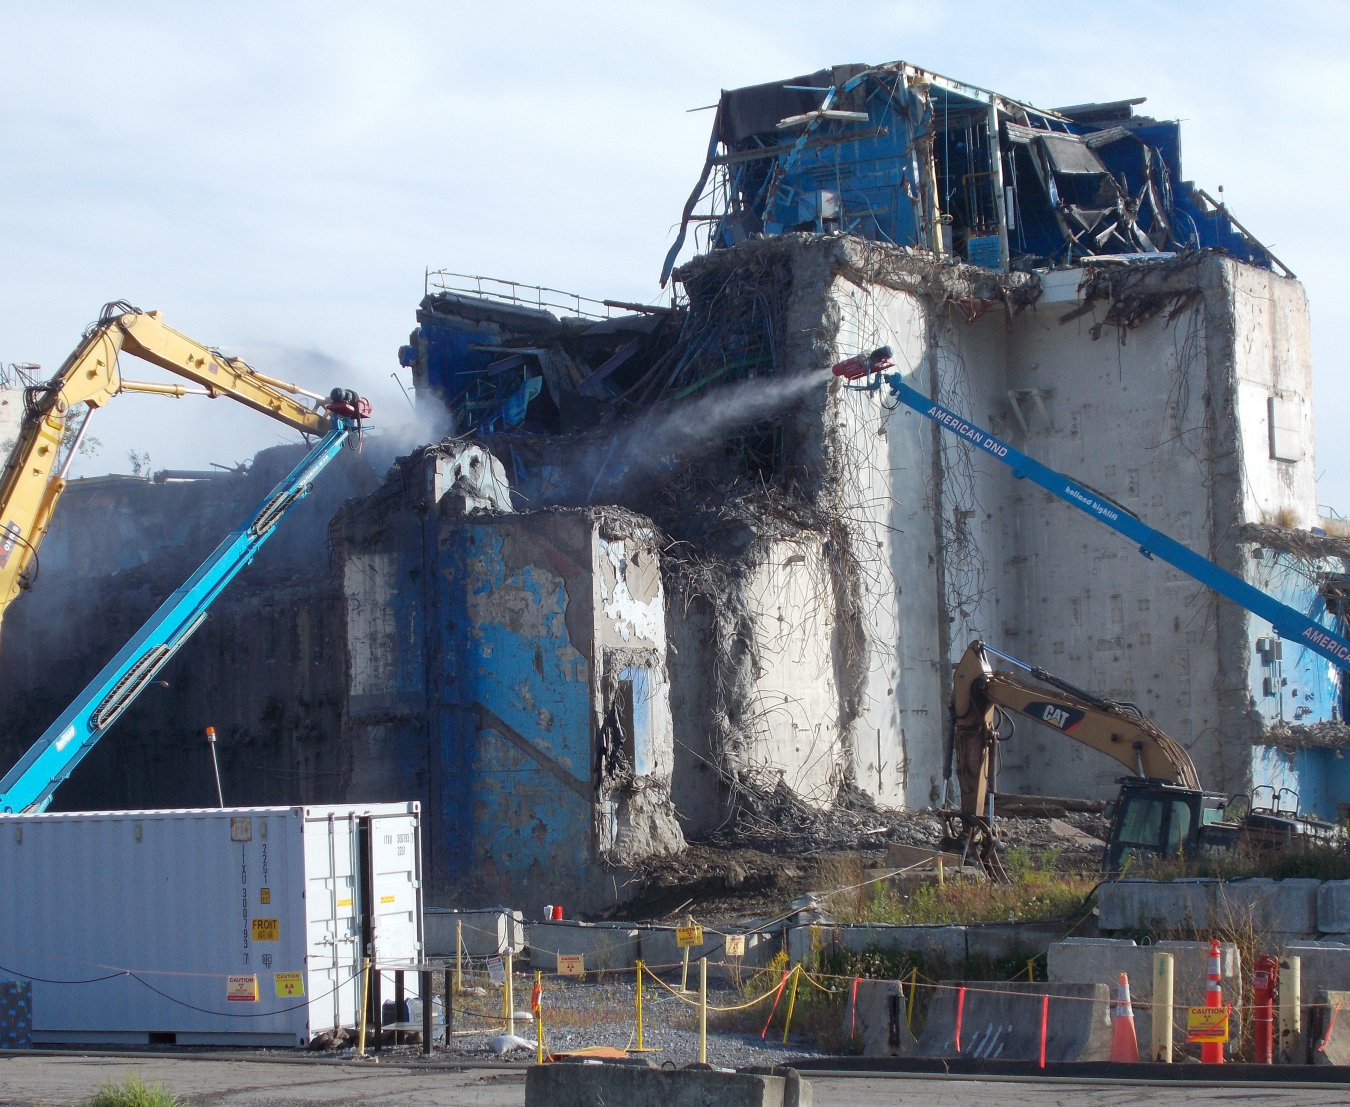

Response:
(724, 934), (746, 957)
(557, 954), (584, 976)
(274, 972), (304, 997)
(251, 918), (279, 942)
(227, 975), (259, 1002)
(487, 956), (506, 985)
(676, 926), (704, 948)
(1186, 1005), (1230, 1043)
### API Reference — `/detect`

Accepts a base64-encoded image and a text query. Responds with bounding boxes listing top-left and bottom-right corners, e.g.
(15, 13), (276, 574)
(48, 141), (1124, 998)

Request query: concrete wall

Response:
(332, 469), (683, 913)
(816, 249), (1326, 804)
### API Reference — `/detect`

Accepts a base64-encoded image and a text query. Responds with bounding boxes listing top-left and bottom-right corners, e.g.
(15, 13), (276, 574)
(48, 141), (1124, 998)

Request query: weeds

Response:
(1129, 841), (1350, 882)
(827, 866), (1095, 926)
(83, 1076), (186, 1107)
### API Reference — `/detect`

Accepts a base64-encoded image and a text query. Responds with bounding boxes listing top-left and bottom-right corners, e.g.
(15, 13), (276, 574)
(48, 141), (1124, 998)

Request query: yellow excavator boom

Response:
(0, 305), (334, 633)
(951, 640), (1202, 823)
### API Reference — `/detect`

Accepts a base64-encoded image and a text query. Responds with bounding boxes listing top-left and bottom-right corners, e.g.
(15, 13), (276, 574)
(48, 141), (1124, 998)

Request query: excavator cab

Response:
(1104, 778), (1234, 873)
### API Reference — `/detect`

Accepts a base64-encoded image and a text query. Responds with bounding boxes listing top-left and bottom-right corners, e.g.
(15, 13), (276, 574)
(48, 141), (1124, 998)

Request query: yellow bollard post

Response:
(907, 966), (918, 1028)
(699, 956), (708, 1064)
(505, 950), (515, 1037)
(937, 856), (945, 886)
(1152, 951), (1174, 1062)
(535, 971), (544, 1063)
(636, 960), (645, 1052)
(455, 919), (463, 995)
(782, 964), (801, 1045)
(1026, 957), (1037, 982)
(357, 955), (371, 1058)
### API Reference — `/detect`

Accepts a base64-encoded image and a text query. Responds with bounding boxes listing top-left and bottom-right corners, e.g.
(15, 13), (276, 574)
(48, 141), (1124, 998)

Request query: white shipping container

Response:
(0, 803), (422, 1046)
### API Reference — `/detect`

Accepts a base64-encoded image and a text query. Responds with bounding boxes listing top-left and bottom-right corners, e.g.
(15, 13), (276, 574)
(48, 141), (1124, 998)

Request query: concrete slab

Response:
(791, 925), (966, 967)
(1048, 937), (1242, 1057)
(1318, 881), (1350, 933)
(425, 908), (526, 958)
(1311, 988), (1350, 1065)
(525, 1062), (813, 1107)
(964, 922), (1066, 962)
(1099, 878), (1322, 938)
(915, 981), (1113, 1061)
(528, 922), (640, 972)
(845, 979), (918, 1056)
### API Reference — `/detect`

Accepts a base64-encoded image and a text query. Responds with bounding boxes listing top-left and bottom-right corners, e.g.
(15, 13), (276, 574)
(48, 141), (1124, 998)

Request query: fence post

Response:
(535, 971), (544, 1063)
(505, 950), (515, 1037)
(357, 956), (371, 1058)
(394, 969), (405, 1045)
(699, 957), (708, 1064)
(1278, 955), (1302, 1063)
(1039, 993), (1048, 1069)
(420, 969), (432, 1055)
(455, 919), (463, 995)
(782, 964), (801, 1045)
(1152, 951), (1174, 1063)
(444, 967), (454, 1045)
(636, 960), (645, 1051)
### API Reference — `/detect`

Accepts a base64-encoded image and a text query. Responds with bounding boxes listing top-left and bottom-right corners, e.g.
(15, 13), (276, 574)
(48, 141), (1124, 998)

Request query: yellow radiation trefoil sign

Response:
(1186, 1005), (1229, 1043)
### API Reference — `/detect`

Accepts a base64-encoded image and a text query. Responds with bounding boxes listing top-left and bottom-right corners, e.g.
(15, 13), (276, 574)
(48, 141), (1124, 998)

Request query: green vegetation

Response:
(1130, 841), (1350, 882)
(83, 1076), (187, 1107)
(826, 851), (1096, 927)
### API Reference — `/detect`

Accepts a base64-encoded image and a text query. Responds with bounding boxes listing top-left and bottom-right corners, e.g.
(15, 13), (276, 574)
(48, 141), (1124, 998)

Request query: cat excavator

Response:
(948, 640), (1340, 877)
(0, 301), (348, 641)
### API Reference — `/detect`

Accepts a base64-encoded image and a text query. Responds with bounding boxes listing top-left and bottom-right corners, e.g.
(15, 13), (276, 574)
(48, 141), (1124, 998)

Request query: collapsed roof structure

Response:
(663, 60), (1290, 282)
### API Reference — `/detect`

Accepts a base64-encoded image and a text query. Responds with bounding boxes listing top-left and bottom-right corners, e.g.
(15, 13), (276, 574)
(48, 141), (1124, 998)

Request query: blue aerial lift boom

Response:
(833, 350), (1350, 673)
(0, 391), (368, 813)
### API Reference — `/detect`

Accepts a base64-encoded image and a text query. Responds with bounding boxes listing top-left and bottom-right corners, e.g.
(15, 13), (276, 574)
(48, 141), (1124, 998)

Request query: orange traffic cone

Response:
(1111, 971), (1139, 1063)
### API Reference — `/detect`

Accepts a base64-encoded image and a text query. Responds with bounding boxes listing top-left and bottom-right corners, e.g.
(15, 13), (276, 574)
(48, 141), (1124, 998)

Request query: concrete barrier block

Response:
(528, 922), (640, 972)
(1048, 937), (1242, 1056)
(424, 908), (525, 958)
(525, 1062), (813, 1107)
(1311, 988), (1350, 1065)
(964, 921), (1064, 962)
(1318, 882), (1350, 933)
(845, 979), (917, 1056)
(1215, 878), (1320, 937)
(916, 981), (1112, 1061)
(1098, 879), (1219, 932)
(798, 925), (966, 967)
(1282, 943), (1350, 1013)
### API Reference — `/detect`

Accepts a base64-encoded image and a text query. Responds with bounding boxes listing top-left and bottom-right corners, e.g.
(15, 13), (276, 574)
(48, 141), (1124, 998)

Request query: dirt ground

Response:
(614, 805), (1110, 925)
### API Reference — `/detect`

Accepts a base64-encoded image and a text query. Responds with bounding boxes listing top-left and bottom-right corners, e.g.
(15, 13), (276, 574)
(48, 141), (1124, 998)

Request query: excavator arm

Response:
(951, 640), (1202, 827)
(0, 304), (336, 632)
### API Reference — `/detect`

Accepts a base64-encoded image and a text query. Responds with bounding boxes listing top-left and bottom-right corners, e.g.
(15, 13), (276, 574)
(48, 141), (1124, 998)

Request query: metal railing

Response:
(425, 271), (616, 321)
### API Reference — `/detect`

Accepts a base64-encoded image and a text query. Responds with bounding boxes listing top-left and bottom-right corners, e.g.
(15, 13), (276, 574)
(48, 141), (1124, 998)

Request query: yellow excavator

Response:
(948, 640), (1339, 876)
(0, 302), (344, 638)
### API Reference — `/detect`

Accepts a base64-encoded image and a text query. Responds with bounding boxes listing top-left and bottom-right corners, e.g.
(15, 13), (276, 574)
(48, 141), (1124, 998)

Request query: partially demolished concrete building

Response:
(2, 60), (1346, 912)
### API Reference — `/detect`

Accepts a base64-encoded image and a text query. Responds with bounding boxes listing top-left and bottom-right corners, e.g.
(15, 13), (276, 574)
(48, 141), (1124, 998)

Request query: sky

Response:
(2, 1), (1347, 509)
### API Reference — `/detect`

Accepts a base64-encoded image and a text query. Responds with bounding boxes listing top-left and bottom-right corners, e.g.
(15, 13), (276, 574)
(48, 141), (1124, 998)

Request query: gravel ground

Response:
(324, 976), (827, 1069)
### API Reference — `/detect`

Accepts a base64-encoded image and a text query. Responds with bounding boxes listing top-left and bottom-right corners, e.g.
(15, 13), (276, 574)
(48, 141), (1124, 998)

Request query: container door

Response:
(368, 812), (422, 966)
(304, 812), (362, 1033)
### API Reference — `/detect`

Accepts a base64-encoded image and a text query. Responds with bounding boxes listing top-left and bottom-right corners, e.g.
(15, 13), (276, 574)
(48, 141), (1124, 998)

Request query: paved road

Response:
(1, 1055), (1348, 1106)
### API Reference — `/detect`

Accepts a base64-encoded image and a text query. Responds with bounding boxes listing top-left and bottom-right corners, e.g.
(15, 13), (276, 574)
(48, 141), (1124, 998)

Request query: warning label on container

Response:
(274, 972), (304, 997)
(227, 975), (258, 1002)
(557, 955), (584, 976)
(1186, 1006), (1229, 1042)
(676, 926), (704, 948)
(230, 818), (252, 842)
(380, 894), (396, 905)
(251, 918), (279, 942)
(337, 898), (352, 909)
(259, 888), (270, 904)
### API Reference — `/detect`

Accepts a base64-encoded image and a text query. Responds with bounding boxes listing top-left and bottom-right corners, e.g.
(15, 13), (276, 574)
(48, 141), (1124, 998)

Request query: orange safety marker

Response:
(955, 986), (966, 1052)
(1039, 993), (1049, 1069)
(1111, 972), (1139, 1063)
(760, 969), (790, 1039)
(849, 977), (861, 1037)
(1202, 940), (1224, 1064)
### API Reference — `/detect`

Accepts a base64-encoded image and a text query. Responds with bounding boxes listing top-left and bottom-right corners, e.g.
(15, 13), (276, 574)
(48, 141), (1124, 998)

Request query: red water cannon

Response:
(326, 388), (372, 421)
(831, 346), (894, 381)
